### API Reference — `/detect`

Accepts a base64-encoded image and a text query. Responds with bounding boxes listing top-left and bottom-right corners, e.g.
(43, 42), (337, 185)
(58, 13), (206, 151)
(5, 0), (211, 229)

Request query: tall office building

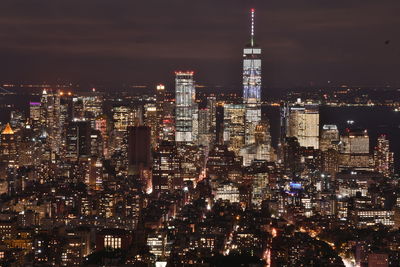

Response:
(90, 130), (103, 158)
(65, 120), (91, 161)
(175, 71), (197, 143)
(198, 108), (210, 135)
(374, 134), (394, 177)
(161, 100), (175, 142)
(215, 103), (225, 145)
(322, 148), (339, 177)
(144, 103), (158, 149)
(240, 121), (272, 166)
(95, 115), (109, 157)
(156, 84), (166, 143)
(29, 102), (41, 122)
(341, 129), (369, 154)
(110, 106), (142, 160)
(192, 103), (199, 143)
(81, 93), (103, 118)
(72, 97), (85, 120)
(320, 125), (339, 151)
(152, 141), (181, 192)
(0, 123), (17, 166)
(198, 108), (211, 147)
(339, 129), (371, 170)
(127, 126), (152, 193)
(40, 89), (62, 155)
(206, 96), (217, 144)
(223, 104), (246, 154)
(283, 137), (302, 174)
(243, 9), (262, 145)
(112, 106), (141, 132)
(285, 103), (320, 149)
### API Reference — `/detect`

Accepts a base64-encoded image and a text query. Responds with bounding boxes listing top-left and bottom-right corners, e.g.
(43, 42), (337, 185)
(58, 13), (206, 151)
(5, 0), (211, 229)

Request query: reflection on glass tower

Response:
(243, 8), (262, 145)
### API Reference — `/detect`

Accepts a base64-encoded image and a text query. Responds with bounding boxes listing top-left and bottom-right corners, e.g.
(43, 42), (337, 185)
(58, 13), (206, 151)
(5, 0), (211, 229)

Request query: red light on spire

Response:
(174, 71), (195, 76)
(251, 8), (255, 12)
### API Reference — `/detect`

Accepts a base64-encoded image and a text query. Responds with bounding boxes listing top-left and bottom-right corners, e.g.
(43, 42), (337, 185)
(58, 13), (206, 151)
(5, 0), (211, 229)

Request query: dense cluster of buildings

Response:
(0, 8), (398, 267)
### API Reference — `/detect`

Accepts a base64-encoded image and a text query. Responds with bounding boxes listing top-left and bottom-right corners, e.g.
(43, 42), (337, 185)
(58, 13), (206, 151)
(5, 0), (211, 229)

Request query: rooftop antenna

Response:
(251, 8), (255, 47)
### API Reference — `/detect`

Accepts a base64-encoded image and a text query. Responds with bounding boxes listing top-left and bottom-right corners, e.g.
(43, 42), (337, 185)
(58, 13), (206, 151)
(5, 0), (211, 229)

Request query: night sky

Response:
(0, 0), (399, 89)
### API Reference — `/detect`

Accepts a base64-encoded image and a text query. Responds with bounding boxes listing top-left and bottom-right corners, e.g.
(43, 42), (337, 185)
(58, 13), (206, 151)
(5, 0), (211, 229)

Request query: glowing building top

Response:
(243, 8), (262, 104)
(2, 123), (14, 135)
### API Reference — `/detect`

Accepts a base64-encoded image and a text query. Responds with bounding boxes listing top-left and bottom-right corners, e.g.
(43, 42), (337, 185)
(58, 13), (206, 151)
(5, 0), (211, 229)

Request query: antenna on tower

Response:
(250, 8), (255, 47)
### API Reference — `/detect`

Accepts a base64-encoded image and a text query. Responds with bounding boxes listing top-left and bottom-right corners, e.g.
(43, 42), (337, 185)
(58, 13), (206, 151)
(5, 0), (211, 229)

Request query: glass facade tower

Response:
(175, 71), (196, 143)
(243, 9), (262, 145)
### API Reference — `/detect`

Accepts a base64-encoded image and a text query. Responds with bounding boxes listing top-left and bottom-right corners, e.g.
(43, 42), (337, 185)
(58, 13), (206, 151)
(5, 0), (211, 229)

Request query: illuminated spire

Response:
(2, 123), (14, 135)
(250, 8), (255, 47)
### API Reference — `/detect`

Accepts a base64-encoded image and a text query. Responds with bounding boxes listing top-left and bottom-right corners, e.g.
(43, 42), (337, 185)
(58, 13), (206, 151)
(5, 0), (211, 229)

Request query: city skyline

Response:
(0, 0), (399, 88)
(0, 2), (399, 267)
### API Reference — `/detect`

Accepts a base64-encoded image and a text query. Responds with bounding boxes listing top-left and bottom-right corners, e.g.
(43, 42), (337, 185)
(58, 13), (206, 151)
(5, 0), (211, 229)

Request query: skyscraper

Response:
(152, 141), (181, 193)
(374, 134), (394, 177)
(112, 106), (141, 132)
(285, 103), (320, 149)
(40, 89), (62, 155)
(65, 120), (91, 161)
(95, 115), (109, 157)
(283, 137), (302, 174)
(198, 107), (211, 147)
(29, 102), (41, 122)
(144, 103), (158, 149)
(156, 84), (166, 143)
(320, 124), (339, 151)
(239, 121), (273, 166)
(0, 123), (17, 166)
(223, 104), (245, 154)
(243, 9), (262, 145)
(198, 108), (210, 136)
(175, 71), (196, 143)
(81, 93), (103, 119)
(206, 96), (217, 143)
(127, 126), (152, 192)
(160, 100), (175, 142)
(339, 129), (371, 170)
